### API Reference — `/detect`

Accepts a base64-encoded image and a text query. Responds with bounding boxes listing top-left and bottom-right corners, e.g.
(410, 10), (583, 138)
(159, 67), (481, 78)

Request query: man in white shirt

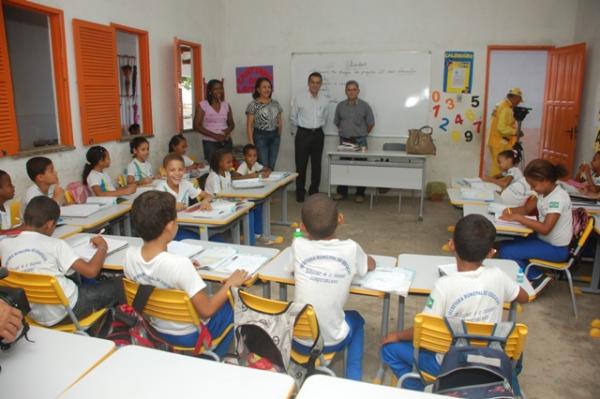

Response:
(380, 215), (528, 390)
(291, 72), (330, 202)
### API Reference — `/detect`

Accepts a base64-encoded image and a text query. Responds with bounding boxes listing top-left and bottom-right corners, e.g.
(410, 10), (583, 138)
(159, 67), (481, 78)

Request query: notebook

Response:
(192, 247), (268, 275)
(261, 171), (291, 182)
(60, 204), (103, 218)
(352, 265), (415, 297)
(460, 187), (495, 202)
(86, 197), (118, 206)
(494, 213), (536, 227)
(232, 179), (265, 189)
(167, 241), (204, 258)
(70, 236), (128, 261)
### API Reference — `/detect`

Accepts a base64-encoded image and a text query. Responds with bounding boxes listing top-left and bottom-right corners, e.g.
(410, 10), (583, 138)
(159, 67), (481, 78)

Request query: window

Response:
(173, 38), (201, 132)
(0, 0), (72, 156)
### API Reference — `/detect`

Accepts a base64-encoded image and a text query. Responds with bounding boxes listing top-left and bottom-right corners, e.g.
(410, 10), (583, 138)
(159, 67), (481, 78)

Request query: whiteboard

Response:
(291, 51), (431, 138)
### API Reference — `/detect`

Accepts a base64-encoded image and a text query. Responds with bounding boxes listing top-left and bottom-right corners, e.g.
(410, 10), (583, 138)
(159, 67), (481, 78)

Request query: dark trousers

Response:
(202, 139), (233, 163)
(295, 127), (324, 197)
(337, 136), (367, 197)
(57, 277), (125, 325)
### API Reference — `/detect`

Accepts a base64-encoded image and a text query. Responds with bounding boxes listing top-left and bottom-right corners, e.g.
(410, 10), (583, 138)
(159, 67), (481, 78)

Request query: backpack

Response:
(571, 207), (590, 246)
(224, 288), (324, 389)
(99, 285), (216, 359)
(432, 318), (517, 399)
(66, 181), (90, 204)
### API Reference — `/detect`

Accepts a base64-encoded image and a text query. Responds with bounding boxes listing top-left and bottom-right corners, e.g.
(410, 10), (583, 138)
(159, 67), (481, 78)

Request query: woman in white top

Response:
(83, 146), (136, 197)
(194, 80), (234, 163)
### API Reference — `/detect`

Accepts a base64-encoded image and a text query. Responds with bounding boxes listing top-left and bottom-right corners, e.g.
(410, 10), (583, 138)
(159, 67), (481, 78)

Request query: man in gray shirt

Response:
(333, 80), (375, 203)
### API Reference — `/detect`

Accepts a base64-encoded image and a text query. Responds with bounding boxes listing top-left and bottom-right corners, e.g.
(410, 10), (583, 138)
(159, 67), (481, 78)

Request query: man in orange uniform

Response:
(487, 88), (523, 176)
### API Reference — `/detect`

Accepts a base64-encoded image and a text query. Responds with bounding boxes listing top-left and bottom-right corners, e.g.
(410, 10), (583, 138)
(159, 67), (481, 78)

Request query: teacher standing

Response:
(246, 77), (283, 170)
(291, 72), (329, 203)
(194, 79), (234, 162)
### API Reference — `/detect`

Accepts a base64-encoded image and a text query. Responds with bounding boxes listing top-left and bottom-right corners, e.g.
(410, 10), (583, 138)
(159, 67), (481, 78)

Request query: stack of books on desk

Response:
(337, 142), (360, 152)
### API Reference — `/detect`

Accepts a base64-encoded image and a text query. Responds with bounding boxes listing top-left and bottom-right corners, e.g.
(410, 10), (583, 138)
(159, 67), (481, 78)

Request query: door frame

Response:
(478, 45), (555, 176)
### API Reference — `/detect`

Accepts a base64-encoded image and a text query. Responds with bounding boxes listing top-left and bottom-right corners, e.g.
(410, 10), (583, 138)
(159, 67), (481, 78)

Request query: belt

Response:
(299, 126), (323, 132)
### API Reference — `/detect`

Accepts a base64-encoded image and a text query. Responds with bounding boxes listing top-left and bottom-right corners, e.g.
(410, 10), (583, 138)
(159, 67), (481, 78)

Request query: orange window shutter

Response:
(73, 19), (120, 145)
(173, 39), (183, 132)
(138, 32), (153, 135)
(0, 6), (19, 156)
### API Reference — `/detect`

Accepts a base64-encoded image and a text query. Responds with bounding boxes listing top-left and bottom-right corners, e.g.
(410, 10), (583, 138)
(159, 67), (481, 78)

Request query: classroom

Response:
(0, 0), (599, 398)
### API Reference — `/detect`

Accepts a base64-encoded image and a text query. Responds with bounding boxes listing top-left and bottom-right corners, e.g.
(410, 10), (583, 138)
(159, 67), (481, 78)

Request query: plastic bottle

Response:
(516, 269), (524, 284)
(293, 228), (303, 239)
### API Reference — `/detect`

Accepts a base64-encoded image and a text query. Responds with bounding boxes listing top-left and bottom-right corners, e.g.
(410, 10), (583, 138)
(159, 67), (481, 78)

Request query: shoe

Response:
(332, 193), (346, 201)
(355, 195), (365, 203)
(531, 275), (553, 296)
(296, 193), (305, 203)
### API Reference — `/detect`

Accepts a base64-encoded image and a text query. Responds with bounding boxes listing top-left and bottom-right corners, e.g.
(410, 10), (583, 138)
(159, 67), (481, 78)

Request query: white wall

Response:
(219, 0), (579, 189)
(0, 0), (222, 198)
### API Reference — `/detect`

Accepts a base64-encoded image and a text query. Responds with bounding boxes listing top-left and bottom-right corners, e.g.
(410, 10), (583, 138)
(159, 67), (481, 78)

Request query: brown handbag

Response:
(406, 125), (436, 155)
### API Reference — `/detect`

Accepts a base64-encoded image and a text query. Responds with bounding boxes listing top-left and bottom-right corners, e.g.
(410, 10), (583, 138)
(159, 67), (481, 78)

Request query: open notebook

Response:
(70, 236), (129, 261)
(494, 213), (536, 227)
(232, 179), (265, 189)
(261, 172), (291, 182)
(167, 241), (204, 258)
(352, 265), (415, 297)
(60, 204), (105, 218)
(192, 246), (268, 275)
(182, 200), (238, 219)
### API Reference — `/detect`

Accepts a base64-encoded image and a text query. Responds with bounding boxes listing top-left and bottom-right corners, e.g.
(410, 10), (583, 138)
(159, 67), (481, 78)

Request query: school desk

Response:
(52, 224), (83, 239)
(177, 201), (254, 245)
(296, 374), (451, 399)
(217, 173), (298, 240)
(60, 203), (132, 235)
(0, 326), (115, 399)
(60, 345), (296, 399)
(463, 204), (533, 237)
(582, 215), (600, 294)
(327, 150), (426, 219)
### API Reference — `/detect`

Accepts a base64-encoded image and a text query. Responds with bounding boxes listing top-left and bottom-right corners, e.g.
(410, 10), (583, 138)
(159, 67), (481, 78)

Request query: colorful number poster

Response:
(443, 51), (473, 94)
(235, 65), (274, 93)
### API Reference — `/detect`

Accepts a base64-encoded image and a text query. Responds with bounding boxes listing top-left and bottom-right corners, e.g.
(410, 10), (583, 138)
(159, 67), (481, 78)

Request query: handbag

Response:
(406, 125), (436, 155)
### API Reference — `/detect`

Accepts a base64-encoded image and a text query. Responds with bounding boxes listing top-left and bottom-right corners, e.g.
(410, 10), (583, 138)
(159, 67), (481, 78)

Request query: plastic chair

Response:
(397, 313), (528, 389)
(525, 217), (595, 318)
(9, 201), (21, 227)
(0, 270), (107, 334)
(229, 289), (336, 376)
(123, 278), (232, 360)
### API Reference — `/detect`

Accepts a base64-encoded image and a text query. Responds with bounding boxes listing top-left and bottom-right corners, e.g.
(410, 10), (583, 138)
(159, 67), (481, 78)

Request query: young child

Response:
(157, 153), (212, 212)
(204, 148), (233, 196)
(126, 136), (155, 186)
(381, 214), (528, 390)
(236, 144), (271, 178)
(285, 193), (375, 380)
(168, 134), (204, 173)
(483, 149), (533, 206)
(576, 151), (600, 193)
(22, 156), (64, 209)
(0, 170), (16, 232)
(124, 191), (248, 355)
(83, 146), (136, 197)
(499, 159), (573, 294)
(0, 196), (123, 326)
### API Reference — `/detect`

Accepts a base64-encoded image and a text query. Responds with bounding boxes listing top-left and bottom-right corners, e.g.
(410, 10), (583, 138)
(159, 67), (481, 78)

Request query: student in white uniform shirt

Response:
(158, 153), (212, 211)
(83, 146), (136, 197)
(204, 148), (233, 196)
(0, 197), (124, 326)
(575, 151), (600, 193)
(168, 134), (205, 174)
(0, 170), (16, 231)
(236, 144), (271, 178)
(124, 191), (248, 355)
(499, 159), (573, 293)
(483, 148), (533, 207)
(126, 136), (156, 186)
(381, 215), (529, 390)
(286, 194), (375, 381)
(22, 156), (65, 209)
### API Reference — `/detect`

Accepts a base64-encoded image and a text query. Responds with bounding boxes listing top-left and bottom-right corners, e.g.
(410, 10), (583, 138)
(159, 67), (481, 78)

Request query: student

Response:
(380, 214), (528, 390)
(124, 191), (249, 355)
(0, 196), (123, 326)
(157, 153), (212, 212)
(236, 143), (271, 178)
(128, 123), (141, 135)
(483, 148), (533, 206)
(499, 159), (573, 294)
(127, 136), (155, 186)
(168, 134), (204, 173)
(204, 148), (233, 196)
(22, 156), (64, 209)
(576, 151), (600, 193)
(83, 146), (136, 197)
(0, 170), (16, 231)
(286, 193), (375, 380)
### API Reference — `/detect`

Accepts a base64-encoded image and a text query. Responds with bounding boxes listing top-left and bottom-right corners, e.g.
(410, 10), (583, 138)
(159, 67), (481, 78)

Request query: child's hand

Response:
(225, 269), (250, 287)
(176, 202), (187, 212)
(199, 199), (212, 211)
(192, 259), (202, 270)
(381, 331), (402, 345)
(261, 169), (271, 178)
(141, 177), (153, 185)
(124, 185), (137, 195)
(500, 212), (518, 222)
(90, 235), (108, 250)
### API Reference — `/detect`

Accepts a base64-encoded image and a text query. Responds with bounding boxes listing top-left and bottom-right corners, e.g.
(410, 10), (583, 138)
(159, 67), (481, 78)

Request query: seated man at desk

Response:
(332, 80), (375, 203)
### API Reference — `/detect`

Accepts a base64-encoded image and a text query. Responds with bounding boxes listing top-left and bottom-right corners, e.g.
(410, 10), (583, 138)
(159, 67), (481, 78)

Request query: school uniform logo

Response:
(549, 201), (560, 209)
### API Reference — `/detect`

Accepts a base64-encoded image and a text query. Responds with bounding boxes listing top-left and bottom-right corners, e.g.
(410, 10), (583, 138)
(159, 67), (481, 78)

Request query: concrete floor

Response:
(255, 191), (600, 399)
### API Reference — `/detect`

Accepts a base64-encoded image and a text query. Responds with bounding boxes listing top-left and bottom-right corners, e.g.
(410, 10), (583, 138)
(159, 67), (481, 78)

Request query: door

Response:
(539, 43), (586, 174)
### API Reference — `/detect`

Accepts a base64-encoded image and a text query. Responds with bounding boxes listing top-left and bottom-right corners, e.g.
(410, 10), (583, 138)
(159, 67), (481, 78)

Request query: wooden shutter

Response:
(0, 5), (19, 156)
(73, 19), (120, 145)
(174, 38), (183, 132)
(138, 31), (153, 135)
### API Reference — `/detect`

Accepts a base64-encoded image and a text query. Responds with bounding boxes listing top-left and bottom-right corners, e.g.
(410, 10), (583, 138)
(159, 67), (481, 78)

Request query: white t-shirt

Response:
(237, 161), (263, 175)
(156, 179), (201, 205)
(285, 238), (369, 345)
(537, 184), (572, 246)
(183, 155), (194, 168)
(86, 170), (116, 193)
(500, 167), (532, 206)
(205, 171), (231, 195)
(1, 202), (13, 229)
(127, 159), (154, 181)
(124, 246), (207, 335)
(0, 231), (79, 326)
(22, 184), (56, 209)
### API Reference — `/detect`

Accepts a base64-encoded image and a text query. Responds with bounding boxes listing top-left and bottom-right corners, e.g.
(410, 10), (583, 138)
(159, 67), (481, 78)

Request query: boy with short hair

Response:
(286, 193), (375, 380)
(380, 214), (529, 390)
(0, 196), (122, 326)
(124, 191), (249, 355)
(0, 170), (16, 231)
(22, 156), (64, 208)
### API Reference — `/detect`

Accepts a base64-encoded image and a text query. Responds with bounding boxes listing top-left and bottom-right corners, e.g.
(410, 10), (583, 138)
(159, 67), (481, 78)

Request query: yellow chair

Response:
(9, 201), (21, 227)
(525, 217), (594, 318)
(64, 189), (75, 205)
(229, 289), (336, 376)
(0, 270), (107, 334)
(397, 313), (528, 388)
(123, 278), (232, 360)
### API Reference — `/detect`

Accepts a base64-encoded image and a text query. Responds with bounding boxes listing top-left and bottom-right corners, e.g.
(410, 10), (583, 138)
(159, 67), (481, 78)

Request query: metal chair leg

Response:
(564, 270), (578, 318)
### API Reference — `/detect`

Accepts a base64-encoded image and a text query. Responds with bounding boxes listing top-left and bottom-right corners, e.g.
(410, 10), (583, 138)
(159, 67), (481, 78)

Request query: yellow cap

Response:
(508, 87), (523, 100)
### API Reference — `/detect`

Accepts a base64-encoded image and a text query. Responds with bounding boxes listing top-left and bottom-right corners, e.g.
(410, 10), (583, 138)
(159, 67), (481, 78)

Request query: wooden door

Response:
(539, 43), (586, 174)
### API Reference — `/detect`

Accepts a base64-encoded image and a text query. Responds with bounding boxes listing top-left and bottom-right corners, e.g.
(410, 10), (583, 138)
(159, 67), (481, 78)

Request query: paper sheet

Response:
(219, 253), (268, 274)
(193, 247), (237, 270)
(167, 241), (204, 258)
(70, 237), (128, 261)
(232, 179), (265, 189)
(353, 266), (415, 296)
(460, 188), (495, 202)
(261, 172), (291, 182)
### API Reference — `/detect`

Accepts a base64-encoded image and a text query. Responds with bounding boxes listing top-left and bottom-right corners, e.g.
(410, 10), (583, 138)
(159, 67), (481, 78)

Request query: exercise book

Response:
(192, 247), (268, 275)
(460, 188), (495, 202)
(232, 179), (265, 189)
(352, 265), (415, 297)
(167, 241), (204, 258)
(70, 236), (128, 261)
(261, 171), (291, 182)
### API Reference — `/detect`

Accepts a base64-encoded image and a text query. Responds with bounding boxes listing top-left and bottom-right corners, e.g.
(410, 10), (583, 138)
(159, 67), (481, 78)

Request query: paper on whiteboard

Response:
(353, 266), (414, 296)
